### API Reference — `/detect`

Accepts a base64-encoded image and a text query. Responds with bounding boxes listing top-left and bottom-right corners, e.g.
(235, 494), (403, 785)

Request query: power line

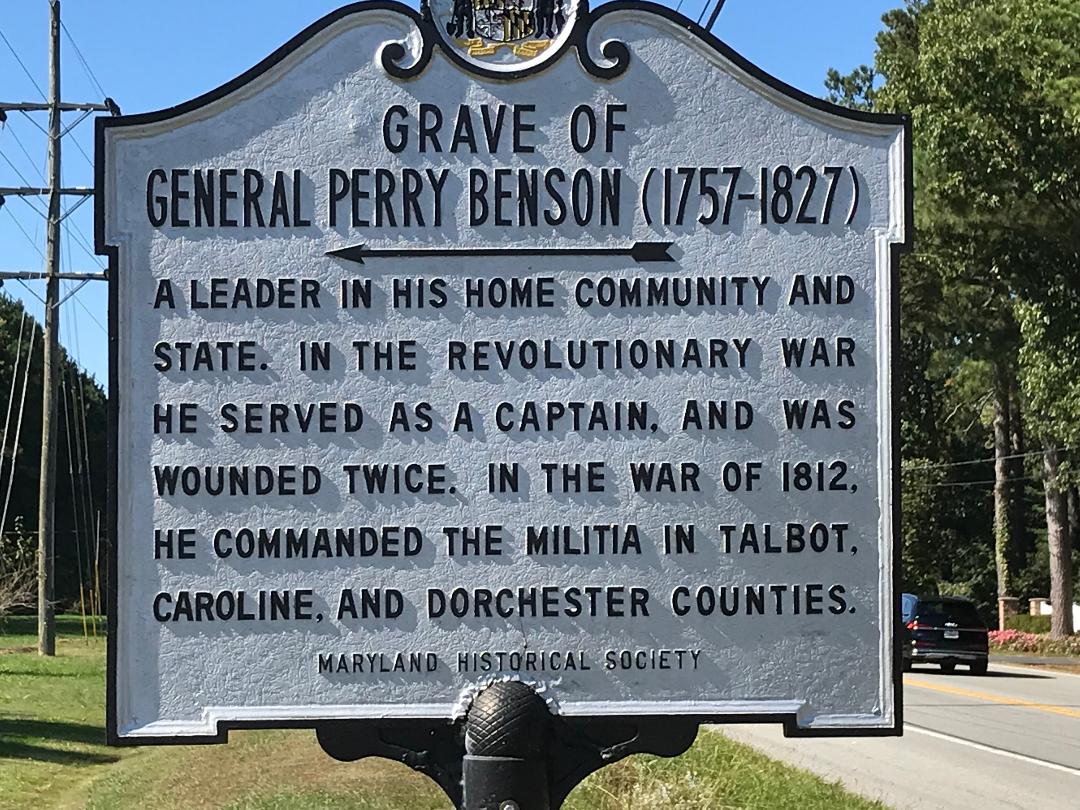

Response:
(0, 308), (28, 488)
(17, 110), (48, 136)
(0, 27), (47, 100)
(1, 123), (48, 184)
(76, 377), (97, 555)
(0, 148), (49, 217)
(60, 371), (88, 612)
(701, 0), (727, 30)
(60, 20), (106, 99)
(0, 325), (38, 542)
(56, 207), (98, 310)
(2, 168), (100, 297)
(904, 446), (1077, 473)
(69, 291), (106, 334)
(64, 274), (99, 568)
(15, 279), (47, 306)
(65, 129), (94, 170)
(17, 106), (94, 171)
(907, 475), (1043, 489)
(3, 206), (46, 260)
(58, 162), (105, 272)
(59, 249), (101, 632)
(0, 147), (44, 194)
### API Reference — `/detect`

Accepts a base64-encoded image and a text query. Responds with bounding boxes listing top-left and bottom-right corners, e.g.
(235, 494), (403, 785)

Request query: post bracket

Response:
(316, 683), (699, 810)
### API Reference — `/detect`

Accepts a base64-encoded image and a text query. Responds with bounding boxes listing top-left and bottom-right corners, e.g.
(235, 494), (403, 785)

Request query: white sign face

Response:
(99, 1), (908, 742)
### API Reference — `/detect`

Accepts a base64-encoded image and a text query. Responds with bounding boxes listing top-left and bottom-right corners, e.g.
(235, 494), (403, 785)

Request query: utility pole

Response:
(37, 0), (64, 658)
(0, 0), (118, 656)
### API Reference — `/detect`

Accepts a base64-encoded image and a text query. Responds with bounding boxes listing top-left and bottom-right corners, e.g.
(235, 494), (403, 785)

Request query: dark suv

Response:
(902, 594), (989, 674)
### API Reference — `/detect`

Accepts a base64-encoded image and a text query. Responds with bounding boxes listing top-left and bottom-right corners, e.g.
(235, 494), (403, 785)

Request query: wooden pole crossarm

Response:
(0, 100), (115, 113)
(0, 270), (107, 281)
(0, 186), (94, 196)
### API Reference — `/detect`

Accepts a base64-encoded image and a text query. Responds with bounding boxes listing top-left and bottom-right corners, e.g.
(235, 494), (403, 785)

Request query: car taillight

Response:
(906, 621), (917, 630)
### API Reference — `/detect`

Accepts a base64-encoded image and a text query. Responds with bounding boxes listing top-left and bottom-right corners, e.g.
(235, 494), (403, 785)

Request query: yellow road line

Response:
(905, 677), (1080, 721)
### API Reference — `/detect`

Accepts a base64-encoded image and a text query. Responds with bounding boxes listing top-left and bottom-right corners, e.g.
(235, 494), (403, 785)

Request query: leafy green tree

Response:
(901, 459), (950, 594)
(833, 1), (1080, 630)
(824, 65), (877, 111)
(915, 2), (1080, 258)
(1018, 295), (1080, 636)
(914, 0), (1080, 636)
(827, 1), (1009, 613)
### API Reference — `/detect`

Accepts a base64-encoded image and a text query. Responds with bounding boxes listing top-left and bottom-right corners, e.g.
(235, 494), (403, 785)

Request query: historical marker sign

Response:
(98, 0), (909, 743)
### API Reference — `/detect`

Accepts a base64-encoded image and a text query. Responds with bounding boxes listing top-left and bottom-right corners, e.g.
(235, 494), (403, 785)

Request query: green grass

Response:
(1, 616), (888, 809)
(567, 736), (890, 810)
(0, 614), (101, 648)
(0, 615), (118, 808)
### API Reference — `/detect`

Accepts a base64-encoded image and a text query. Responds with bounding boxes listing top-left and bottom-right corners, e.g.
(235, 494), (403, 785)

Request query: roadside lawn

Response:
(1, 616), (889, 809)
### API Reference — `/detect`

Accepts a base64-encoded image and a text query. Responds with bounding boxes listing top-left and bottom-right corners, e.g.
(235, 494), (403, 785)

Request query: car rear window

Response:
(916, 600), (985, 628)
(901, 594), (918, 622)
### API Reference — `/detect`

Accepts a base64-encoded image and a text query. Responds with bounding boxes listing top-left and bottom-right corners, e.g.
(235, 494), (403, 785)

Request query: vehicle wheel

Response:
(939, 663), (956, 674)
(970, 659), (988, 676)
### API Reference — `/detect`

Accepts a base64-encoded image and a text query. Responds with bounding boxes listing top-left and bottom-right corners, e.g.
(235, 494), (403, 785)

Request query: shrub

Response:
(1006, 614), (1052, 634)
(990, 629), (1080, 657)
(0, 528), (36, 618)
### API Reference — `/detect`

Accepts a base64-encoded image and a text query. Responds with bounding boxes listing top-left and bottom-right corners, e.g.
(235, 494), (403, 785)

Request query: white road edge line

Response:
(991, 662), (1080, 680)
(906, 724), (1080, 777)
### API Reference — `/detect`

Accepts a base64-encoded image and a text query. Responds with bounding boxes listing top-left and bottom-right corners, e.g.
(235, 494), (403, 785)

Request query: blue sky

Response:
(0, 0), (895, 388)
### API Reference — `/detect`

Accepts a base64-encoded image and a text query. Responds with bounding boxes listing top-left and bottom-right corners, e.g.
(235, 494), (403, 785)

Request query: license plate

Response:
(944, 629), (960, 639)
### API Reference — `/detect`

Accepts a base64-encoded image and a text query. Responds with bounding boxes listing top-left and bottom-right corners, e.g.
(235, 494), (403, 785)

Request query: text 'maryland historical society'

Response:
(98, 0), (909, 741)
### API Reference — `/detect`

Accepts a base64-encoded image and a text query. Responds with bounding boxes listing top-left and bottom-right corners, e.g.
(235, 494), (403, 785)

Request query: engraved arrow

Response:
(325, 241), (675, 265)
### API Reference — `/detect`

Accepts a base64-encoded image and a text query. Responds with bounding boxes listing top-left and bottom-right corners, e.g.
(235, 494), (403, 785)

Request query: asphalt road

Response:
(723, 662), (1080, 809)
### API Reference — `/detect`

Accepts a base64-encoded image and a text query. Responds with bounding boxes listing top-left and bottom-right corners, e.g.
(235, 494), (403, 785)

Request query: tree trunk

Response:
(1043, 443), (1073, 638)
(993, 363), (1013, 626)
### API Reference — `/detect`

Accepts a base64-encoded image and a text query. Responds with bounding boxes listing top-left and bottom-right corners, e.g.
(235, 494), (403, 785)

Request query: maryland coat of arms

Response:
(439, 0), (572, 62)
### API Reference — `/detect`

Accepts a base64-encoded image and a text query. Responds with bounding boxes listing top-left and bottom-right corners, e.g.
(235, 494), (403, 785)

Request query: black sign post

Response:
(318, 682), (699, 809)
(463, 682), (553, 810)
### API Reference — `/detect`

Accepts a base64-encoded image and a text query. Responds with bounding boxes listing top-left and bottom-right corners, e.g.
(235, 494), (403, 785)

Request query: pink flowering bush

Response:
(990, 629), (1080, 657)
(989, 630), (1042, 651)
